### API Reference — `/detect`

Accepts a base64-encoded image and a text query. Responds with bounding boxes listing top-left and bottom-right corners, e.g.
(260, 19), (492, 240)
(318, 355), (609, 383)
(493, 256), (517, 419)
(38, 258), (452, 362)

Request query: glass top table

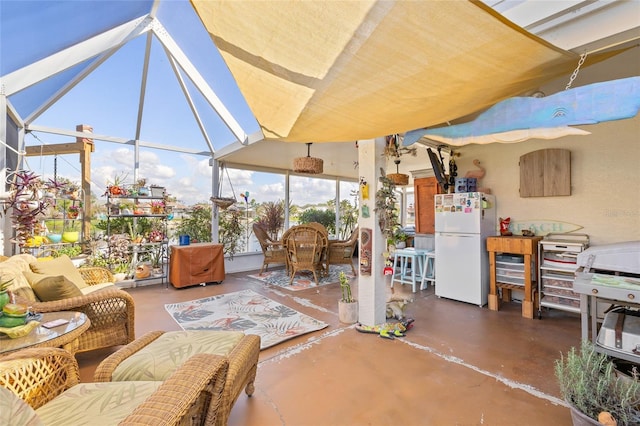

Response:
(0, 311), (90, 355)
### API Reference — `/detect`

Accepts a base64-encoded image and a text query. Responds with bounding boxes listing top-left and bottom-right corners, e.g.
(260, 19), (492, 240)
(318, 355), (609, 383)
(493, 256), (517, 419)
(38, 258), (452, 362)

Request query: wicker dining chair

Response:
(327, 226), (359, 275)
(253, 223), (288, 274)
(0, 347), (229, 426)
(283, 225), (328, 285)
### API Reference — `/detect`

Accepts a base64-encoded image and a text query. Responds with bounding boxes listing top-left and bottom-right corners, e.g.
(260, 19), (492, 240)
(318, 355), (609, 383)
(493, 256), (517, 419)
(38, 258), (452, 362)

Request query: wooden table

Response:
(0, 311), (90, 355)
(487, 236), (543, 319)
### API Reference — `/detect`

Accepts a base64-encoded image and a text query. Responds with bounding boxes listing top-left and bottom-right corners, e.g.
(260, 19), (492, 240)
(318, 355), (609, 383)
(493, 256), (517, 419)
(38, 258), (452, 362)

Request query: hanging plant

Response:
(374, 167), (400, 241)
(2, 170), (57, 252)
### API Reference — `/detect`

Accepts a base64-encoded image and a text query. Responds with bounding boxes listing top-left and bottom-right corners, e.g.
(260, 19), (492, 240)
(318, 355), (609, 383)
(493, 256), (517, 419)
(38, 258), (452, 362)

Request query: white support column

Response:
(357, 137), (387, 326)
(210, 158), (219, 242)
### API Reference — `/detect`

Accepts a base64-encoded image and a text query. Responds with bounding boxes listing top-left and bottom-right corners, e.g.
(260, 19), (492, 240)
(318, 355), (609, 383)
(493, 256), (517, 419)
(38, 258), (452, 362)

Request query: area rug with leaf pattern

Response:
(247, 264), (355, 291)
(164, 289), (328, 349)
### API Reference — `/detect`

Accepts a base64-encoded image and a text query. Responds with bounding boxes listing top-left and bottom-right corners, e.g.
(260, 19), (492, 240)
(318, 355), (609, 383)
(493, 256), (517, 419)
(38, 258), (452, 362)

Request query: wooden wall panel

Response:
(520, 149), (570, 197)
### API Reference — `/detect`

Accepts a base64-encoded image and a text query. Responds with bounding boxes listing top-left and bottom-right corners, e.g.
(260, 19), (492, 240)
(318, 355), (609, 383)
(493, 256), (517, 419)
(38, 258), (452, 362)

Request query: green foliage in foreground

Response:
(555, 340), (640, 425)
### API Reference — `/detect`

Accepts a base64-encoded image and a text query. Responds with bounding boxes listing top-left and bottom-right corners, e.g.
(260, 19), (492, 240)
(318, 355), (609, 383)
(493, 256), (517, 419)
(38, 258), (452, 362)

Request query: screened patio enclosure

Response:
(2, 0), (639, 256)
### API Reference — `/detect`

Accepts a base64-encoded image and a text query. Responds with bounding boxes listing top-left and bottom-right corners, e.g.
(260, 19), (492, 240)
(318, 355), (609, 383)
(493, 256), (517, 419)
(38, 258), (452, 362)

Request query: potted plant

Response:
(151, 200), (165, 214)
(67, 204), (81, 219)
(393, 229), (409, 249)
(149, 245), (164, 276)
(106, 172), (128, 197)
(3, 170), (55, 252)
(134, 178), (149, 196)
(555, 340), (640, 426)
(338, 271), (358, 324)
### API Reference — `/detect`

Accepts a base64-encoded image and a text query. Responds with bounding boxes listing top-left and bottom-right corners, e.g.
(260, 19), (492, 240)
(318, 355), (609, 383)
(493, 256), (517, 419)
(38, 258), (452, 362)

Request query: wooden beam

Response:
(24, 141), (94, 156)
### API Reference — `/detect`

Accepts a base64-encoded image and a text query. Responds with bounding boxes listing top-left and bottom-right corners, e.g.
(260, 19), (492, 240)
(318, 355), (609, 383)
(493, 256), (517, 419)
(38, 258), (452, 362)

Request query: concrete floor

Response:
(76, 269), (580, 425)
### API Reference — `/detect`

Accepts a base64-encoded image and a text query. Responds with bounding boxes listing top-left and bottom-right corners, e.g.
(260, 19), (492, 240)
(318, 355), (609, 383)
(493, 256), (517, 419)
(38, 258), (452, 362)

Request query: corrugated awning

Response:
(192, 0), (593, 143)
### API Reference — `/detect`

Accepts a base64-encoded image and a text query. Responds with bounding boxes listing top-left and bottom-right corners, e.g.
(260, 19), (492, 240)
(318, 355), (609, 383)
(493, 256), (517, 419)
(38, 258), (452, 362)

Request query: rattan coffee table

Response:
(0, 311), (90, 355)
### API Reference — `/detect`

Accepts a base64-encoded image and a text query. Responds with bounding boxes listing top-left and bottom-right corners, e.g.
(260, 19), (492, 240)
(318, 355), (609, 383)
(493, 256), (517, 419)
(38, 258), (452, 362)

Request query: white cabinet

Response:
(537, 233), (589, 318)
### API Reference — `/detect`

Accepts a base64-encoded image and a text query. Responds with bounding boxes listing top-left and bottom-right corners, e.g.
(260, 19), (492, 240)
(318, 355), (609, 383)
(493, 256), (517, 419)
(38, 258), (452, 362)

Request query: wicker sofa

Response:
(0, 253), (135, 353)
(0, 347), (229, 425)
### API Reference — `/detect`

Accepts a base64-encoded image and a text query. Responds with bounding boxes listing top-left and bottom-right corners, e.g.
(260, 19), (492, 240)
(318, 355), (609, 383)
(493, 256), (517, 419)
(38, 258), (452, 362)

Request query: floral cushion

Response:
(0, 254), (38, 302)
(111, 330), (245, 381)
(34, 381), (161, 425)
(0, 387), (43, 426)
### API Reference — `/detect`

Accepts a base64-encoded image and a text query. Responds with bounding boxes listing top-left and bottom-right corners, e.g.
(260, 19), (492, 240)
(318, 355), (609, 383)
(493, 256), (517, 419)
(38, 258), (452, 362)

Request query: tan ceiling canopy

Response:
(192, 0), (589, 143)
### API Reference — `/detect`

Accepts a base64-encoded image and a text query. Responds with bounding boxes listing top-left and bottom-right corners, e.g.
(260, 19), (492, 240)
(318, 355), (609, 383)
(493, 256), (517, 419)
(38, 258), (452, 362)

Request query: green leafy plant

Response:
(374, 167), (400, 241)
(339, 271), (354, 303)
(219, 208), (244, 259)
(298, 208), (335, 235)
(555, 340), (640, 425)
(55, 245), (82, 258)
(175, 204), (244, 258)
(175, 204), (212, 244)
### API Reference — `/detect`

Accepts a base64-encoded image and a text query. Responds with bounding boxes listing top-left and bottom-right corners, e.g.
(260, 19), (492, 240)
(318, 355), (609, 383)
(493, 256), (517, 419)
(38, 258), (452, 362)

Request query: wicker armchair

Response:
(253, 223), (287, 274)
(19, 266), (135, 354)
(0, 347), (229, 425)
(283, 224), (328, 285)
(327, 226), (359, 275)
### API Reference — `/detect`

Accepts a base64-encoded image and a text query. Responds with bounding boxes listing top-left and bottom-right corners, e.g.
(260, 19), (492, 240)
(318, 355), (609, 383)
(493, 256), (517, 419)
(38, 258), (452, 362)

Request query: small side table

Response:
(487, 236), (543, 319)
(0, 311), (90, 355)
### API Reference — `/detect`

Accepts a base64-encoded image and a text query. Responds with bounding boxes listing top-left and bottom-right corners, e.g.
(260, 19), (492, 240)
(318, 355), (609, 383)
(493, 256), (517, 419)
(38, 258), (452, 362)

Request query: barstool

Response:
(421, 250), (436, 290)
(390, 248), (428, 293)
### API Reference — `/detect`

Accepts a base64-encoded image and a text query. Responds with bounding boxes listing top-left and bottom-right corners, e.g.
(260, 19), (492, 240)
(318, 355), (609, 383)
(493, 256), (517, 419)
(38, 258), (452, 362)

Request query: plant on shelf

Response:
(555, 340), (640, 425)
(149, 245), (164, 275)
(151, 200), (166, 214)
(2, 170), (57, 252)
(147, 218), (166, 243)
(105, 172), (129, 197)
(133, 178), (149, 196)
(67, 204), (81, 219)
(55, 244), (83, 258)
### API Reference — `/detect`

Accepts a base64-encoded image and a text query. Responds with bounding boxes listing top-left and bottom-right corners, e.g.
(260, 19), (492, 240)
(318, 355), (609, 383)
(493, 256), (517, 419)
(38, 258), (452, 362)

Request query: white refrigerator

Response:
(434, 192), (496, 306)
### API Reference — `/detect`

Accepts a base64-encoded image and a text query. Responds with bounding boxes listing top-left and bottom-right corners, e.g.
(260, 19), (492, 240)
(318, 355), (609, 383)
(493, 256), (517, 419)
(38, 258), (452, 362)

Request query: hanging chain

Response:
(565, 52), (587, 90)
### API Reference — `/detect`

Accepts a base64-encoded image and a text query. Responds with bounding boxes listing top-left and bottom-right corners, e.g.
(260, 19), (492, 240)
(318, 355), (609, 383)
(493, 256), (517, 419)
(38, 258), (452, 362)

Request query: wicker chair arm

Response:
(120, 354), (229, 426)
(79, 267), (115, 286)
(0, 347), (79, 409)
(93, 330), (165, 382)
(28, 287), (134, 314)
(330, 240), (351, 248)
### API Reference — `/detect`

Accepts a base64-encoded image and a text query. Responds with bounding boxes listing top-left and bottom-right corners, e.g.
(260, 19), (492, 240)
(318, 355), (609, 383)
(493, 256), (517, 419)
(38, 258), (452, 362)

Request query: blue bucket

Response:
(179, 235), (190, 246)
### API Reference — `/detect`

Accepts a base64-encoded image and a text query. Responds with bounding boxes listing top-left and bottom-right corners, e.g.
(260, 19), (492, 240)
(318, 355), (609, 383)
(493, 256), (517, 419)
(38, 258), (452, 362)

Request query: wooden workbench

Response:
(487, 236), (543, 319)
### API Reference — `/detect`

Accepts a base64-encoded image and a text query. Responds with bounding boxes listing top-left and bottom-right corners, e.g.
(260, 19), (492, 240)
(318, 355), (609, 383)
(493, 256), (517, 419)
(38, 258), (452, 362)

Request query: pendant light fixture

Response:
(293, 142), (323, 174)
(387, 159), (409, 186)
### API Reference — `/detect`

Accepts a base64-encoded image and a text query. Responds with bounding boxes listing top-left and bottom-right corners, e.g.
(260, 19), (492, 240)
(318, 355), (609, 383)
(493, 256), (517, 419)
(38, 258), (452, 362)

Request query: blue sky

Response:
(5, 0), (342, 206)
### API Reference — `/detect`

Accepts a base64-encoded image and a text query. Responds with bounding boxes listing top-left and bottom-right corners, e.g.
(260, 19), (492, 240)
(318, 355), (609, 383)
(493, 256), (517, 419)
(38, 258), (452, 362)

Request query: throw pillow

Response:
(23, 271), (83, 302)
(29, 255), (87, 289)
